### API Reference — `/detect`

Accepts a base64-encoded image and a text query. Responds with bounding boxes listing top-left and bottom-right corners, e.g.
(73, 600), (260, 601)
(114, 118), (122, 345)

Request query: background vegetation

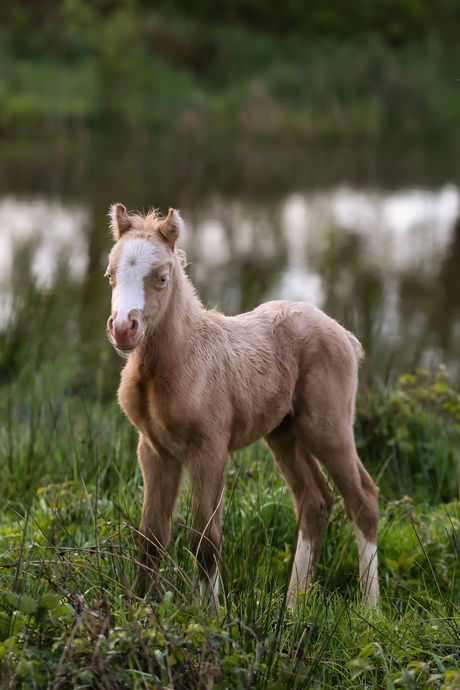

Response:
(1, 0), (460, 142)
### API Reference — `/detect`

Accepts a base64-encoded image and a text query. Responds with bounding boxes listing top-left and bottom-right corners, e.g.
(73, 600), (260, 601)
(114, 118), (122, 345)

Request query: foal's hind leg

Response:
(136, 435), (183, 596)
(324, 447), (379, 605)
(296, 409), (380, 606)
(265, 416), (334, 605)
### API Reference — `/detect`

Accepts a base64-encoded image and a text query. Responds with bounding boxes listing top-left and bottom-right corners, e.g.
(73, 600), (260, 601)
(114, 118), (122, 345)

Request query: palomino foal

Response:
(106, 204), (380, 607)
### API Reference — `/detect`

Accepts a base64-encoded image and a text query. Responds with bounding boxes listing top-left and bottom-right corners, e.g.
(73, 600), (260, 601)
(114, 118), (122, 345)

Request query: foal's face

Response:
(106, 205), (183, 354)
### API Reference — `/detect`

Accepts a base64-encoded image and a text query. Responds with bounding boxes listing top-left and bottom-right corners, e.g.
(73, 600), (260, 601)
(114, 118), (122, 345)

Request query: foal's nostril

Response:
(108, 316), (114, 334)
(129, 319), (139, 335)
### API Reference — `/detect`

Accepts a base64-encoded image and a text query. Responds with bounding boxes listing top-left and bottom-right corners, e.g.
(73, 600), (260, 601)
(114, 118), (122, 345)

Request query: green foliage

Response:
(357, 367), (460, 502)
(1, 353), (460, 686)
(3, 0), (460, 48)
(1, 470), (460, 686)
(1, 3), (460, 141)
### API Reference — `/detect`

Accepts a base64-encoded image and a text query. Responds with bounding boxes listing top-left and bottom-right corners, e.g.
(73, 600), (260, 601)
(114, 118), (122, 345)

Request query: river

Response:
(1, 133), (459, 387)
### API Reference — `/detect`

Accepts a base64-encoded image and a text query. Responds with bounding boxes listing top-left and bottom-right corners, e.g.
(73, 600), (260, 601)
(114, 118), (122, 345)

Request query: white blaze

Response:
(113, 237), (157, 322)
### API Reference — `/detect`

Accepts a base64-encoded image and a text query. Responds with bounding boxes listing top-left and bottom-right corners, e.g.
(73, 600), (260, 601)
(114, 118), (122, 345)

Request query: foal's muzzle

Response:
(107, 314), (143, 352)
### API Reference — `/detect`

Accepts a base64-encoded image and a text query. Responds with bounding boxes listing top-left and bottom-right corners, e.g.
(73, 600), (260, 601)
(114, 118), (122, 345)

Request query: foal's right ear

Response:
(109, 203), (132, 240)
(157, 208), (184, 249)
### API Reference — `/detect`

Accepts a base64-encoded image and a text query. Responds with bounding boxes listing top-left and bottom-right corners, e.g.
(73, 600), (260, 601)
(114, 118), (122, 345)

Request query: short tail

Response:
(346, 331), (365, 364)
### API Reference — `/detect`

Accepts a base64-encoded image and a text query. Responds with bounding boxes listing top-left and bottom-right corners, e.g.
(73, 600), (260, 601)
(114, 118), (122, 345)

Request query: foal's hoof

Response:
(287, 581), (318, 610)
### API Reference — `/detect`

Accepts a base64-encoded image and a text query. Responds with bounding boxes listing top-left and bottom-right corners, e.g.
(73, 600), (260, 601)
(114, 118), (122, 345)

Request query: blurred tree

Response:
(2, 0), (460, 56)
(139, 0), (459, 44)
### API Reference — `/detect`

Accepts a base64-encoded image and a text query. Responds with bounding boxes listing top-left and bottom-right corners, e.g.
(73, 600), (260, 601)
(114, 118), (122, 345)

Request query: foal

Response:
(106, 204), (380, 607)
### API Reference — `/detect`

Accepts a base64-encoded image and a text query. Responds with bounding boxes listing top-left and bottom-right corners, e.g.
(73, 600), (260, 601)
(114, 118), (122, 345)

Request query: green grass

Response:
(1, 348), (460, 687)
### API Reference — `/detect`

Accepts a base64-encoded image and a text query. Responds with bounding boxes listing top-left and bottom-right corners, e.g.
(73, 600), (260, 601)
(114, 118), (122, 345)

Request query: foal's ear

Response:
(109, 203), (132, 240)
(157, 208), (184, 249)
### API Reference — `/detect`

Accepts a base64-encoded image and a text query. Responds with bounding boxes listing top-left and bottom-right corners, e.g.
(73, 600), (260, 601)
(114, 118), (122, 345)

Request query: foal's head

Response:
(106, 204), (184, 354)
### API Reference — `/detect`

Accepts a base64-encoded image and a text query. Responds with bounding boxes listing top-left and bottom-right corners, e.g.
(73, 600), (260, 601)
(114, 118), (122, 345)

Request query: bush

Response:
(357, 367), (460, 502)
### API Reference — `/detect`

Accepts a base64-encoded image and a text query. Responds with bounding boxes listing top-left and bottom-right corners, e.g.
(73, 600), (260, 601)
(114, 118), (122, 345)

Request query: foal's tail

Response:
(346, 330), (365, 364)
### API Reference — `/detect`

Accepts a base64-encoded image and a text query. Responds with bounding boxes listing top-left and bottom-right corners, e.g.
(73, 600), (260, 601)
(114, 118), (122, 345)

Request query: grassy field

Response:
(1, 336), (460, 688)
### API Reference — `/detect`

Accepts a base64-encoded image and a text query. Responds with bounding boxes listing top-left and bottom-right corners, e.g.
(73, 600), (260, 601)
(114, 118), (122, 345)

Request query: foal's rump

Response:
(290, 301), (362, 418)
(244, 299), (362, 387)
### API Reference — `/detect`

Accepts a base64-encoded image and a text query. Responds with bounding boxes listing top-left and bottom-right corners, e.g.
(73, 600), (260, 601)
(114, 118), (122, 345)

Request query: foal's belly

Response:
(227, 391), (293, 452)
(118, 358), (295, 460)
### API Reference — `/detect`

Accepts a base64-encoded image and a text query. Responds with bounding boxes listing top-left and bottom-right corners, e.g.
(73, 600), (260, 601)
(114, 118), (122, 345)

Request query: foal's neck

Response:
(136, 258), (203, 378)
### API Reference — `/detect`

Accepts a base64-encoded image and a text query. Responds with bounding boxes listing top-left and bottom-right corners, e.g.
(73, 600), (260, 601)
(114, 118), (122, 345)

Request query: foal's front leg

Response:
(136, 435), (183, 596)
(188, 446), (227, 610)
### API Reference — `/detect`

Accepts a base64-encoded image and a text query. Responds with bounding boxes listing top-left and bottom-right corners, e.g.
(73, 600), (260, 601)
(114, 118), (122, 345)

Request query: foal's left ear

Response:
(109, 203), (132, 241)
(157, 208), (184, 249)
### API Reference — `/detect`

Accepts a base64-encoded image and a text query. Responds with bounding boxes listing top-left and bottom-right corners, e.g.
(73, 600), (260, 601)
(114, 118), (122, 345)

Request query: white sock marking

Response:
(113, 237), (157, 322)
(356, 527), (379, 605)
(200, 567), (220, 612)
(288, 531), (313, 600)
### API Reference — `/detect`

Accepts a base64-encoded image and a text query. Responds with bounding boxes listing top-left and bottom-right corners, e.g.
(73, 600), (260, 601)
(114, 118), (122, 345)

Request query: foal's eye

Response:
(105, 270), (115, 286)
(157, 275), (168, 286)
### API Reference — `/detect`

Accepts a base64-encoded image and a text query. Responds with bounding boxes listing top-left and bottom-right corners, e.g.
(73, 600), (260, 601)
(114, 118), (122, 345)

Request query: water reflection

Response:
(434, 216), (460, 352)
(0, 198), (89, 287)
(2, 182), (460, 385)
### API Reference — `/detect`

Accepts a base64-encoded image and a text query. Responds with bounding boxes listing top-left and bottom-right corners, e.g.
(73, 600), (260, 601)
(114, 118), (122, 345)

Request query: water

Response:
(1, 134), (460, 386)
